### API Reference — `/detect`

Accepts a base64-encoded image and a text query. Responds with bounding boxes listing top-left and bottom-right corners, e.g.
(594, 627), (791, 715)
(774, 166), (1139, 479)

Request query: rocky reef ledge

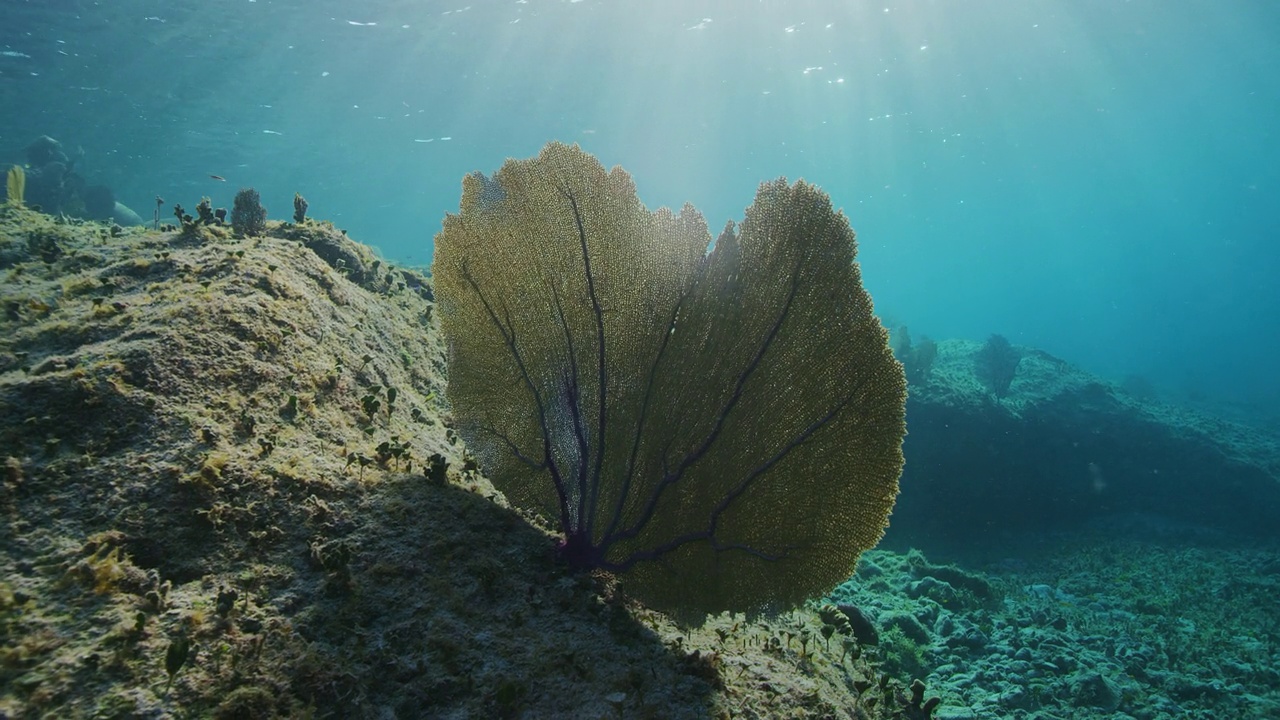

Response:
(0, 207), (946, 719)
(890, 337), (1280, 547)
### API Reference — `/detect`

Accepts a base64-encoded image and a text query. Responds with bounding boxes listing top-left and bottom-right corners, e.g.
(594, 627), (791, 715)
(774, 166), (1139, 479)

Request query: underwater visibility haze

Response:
(2, 1), (1280, 718)
(2, 0), (1277, 409)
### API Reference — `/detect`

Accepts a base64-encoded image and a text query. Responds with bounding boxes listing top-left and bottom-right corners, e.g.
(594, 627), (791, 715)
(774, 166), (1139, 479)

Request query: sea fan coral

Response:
(433, 143), (907, 619)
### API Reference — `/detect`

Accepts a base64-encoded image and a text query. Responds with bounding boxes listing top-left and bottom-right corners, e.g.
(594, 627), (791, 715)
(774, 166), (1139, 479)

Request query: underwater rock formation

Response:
(0, 202), (932, 719)
(889, 338), (1280, 545)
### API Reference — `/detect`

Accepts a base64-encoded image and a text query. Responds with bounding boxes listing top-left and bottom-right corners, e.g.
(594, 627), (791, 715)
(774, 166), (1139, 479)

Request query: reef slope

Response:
(0, 207), (932, 719)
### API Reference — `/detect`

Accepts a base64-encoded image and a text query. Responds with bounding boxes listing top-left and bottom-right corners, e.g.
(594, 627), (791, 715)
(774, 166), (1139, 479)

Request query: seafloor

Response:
(1, 204), (1276, 719)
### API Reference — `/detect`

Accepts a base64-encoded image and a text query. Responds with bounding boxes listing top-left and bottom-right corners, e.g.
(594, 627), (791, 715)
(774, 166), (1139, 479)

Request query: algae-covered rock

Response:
(0, 204), (455, 715)
(0, 204), (923, 719)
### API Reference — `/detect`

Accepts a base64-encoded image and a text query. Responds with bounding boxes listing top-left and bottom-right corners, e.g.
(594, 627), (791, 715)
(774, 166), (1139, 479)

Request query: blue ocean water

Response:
(1, 0), (1276, 412)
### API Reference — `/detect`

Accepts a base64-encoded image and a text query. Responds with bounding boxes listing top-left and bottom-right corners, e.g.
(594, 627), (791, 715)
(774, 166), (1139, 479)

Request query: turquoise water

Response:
(1, 0), (1276, 409)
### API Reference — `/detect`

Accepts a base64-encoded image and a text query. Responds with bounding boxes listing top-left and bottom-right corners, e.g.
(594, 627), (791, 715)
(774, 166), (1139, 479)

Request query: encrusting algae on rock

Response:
(0, 171), (937, 717)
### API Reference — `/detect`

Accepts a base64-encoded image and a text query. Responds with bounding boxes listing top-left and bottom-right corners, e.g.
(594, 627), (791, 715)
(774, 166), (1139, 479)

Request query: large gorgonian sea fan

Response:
(432, 142), (907, 620)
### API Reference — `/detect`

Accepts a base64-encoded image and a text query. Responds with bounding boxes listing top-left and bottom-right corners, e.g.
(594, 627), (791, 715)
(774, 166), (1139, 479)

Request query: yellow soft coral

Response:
(6, 165), (24, 206)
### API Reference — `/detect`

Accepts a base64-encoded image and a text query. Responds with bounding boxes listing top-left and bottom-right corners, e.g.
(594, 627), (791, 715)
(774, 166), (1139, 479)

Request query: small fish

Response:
(209, 174), (226, 181)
